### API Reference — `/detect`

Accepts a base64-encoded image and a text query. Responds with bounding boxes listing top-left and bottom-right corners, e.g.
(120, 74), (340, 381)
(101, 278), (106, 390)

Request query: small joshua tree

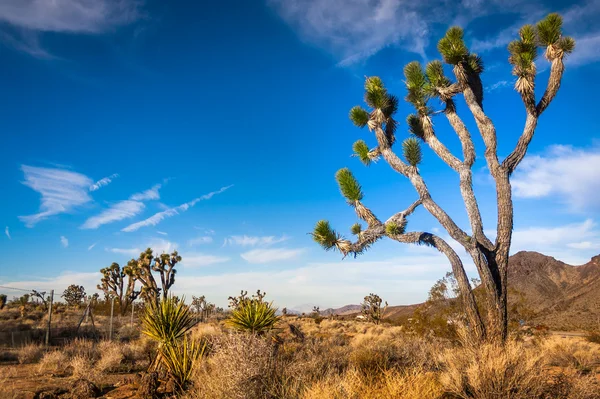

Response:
(98, 262), (140, 316)
(0, 294), (6, 310)
(62, 284), (86, 307)
(30, 290), (49, 311)
(361, 293), (388, 325)
(312, 13), (574, 342)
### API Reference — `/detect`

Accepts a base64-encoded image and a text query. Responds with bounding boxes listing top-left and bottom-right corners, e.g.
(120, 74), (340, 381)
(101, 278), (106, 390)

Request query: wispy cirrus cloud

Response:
(512, 145), (600, 212)
(60, 236), (69, 248)
(88, 242), (97, 251)
(240, 248), (305, 264)
(89, 173), (119, 192)
(182, 253), (230, 268)
(122, 185), (233, 232)
(269, 0), (540, 66)
(223, 235), (289, 247)
(107, 247), (141, 257)
(5, 226), (11, 240)
(19, 165), (93, 227)
(0, 0), (144, 57)
(130, 184), (161, 201)
(188, 236), (213, 246)
(81, 200), (145, 229)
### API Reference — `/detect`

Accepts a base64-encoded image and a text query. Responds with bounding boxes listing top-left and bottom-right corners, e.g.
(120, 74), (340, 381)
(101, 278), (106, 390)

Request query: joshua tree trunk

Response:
(312, 14), (574, 342)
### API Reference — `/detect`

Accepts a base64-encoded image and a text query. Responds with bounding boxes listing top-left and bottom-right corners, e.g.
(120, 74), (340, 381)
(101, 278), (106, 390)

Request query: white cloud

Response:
(130, 184), (161, 201)
(181, 253), (230, 268)
(60, 236), (69, 248)
(171, 254), (451, 308)
(486, 80), (512, 92)
(268, 0), (541, 65)
(0, 0), (142, 33)
(107, 247), (140, 257)
(566, 32), (600, 67)
(223, 235), (289, 247)
(87, 242), (97, 251)
(19, 165), (93, 227)
(0, 271), (101, 295)
(147, 238), (179, 254)
(241, 248), (305, 264)
(122, 185), (233, 232)
(89, 173), (119, 191)
(4, 226), (10, 240)
(81, 200), (145, 229)
(188, 236), (213, 246)
(511, 145), (600, 212)
(157, 231), (168, 236)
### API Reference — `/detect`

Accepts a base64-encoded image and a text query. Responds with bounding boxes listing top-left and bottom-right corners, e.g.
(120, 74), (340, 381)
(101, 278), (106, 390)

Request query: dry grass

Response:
(69, 355), (98, 381)
(96, 341), (125, 373)
(37, 350), (68, 374)
(17, 343), (44, 364)
(543, 336), (600, 373)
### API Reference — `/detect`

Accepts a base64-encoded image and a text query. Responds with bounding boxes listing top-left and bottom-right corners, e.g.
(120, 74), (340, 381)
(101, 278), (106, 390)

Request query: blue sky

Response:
(1, 0), (599, 309)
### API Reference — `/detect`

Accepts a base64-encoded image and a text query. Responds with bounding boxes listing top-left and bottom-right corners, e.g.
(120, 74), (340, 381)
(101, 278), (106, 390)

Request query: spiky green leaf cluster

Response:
(407, 114), (424, 139)
(404, 62), (430, 113)
(508, 27), (538, 76)
(364, 76), (389, 109)
(351, 223), (362, 236)
(349, 106), (370, 128)
(425, 60), (450, 92)
(402, 137), (422, 166)
(438, 27), (469, 65)
(141, 296), (197, 346)
(335, 168), (363, 202)
(557, 36), (575, 54)
(382, 94), (399, 119)
(386, 221), (406, 236)
(536, 13), (562, 46)
(466, 53), (484, 74)
(312, 220), (339, 251)
(352, 140), (371, 166)
(161, 338), (206, 391)
(226, 299), (280, 335)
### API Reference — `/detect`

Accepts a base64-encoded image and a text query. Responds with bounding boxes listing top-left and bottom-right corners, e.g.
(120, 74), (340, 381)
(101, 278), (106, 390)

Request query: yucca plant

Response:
(226, 298), (280, 335)
(140, 296), (197, 371)
(161, 337), (206, 391)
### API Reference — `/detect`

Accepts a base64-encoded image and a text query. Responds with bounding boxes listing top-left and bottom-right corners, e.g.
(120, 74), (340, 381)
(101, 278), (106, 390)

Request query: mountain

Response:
(325, 251), (600, 330)
(508, 251), (600, 330)
(321, 304), (362, 316)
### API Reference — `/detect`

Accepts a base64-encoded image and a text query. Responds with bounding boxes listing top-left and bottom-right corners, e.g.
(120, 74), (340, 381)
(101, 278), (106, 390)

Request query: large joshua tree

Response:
(98, 262), (140, 316)
(312, 13), (574, 342)
(124, 248), (181, 304)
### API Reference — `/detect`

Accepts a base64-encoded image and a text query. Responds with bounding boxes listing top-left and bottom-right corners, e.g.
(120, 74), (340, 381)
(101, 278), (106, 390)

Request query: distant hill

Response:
(508, 251), (600, 330)
(323, 251), (600, 330)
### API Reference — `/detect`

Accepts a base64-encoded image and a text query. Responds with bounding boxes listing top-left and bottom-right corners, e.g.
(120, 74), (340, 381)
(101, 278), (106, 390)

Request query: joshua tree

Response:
(124, 248), (181, 304)
(361, 293), (388, 325)
(30, 290), (49, 311)
(62, 284), (86, 307)
(0, 294), (6, 310)
(312, 13), (574, 342)
(98, 262), (140, 316)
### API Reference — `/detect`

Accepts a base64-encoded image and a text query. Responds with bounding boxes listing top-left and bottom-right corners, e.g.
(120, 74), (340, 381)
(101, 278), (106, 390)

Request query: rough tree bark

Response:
(312, 14), (574, 342)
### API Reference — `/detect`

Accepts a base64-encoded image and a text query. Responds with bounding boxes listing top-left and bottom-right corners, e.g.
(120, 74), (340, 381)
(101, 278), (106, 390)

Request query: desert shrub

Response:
(585, 331), (600, 344)
(226, 299), (280, 335)
(438, 340), (546, 399)
(38, 350), (68, 374)
(543, 337), (600, 373)
(17, 343), (44, 364)
(117, 324), (140, 341)
(0, 349), (18, 362)
(63, 338), (99, 360)
(69, 355), (98, 381)
(96, 341), (124, 373)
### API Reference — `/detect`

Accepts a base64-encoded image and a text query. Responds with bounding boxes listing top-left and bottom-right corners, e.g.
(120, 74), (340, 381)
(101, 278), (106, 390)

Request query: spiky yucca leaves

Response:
(508, 25), (538, 102)
(425, 60), (451, 99)
(385, 220), (407, 236)
(407, 114), (425, 139)
(161, 337), (205, 391)
(351, 223), (362, 236)
(226, 299), (280, 335)
(311, 220), (352, 254)
(141, 296), (197, 345)
(402, 137), (422, 166)
(404, 62), (431, 115)
(438, 27), (469, 65)
(536, 13), (562, 47)
(364, 76), (389, 110)
(336, 168), (363, 203)
(349, 106), (370, 128)
(353, 140), (374, 166)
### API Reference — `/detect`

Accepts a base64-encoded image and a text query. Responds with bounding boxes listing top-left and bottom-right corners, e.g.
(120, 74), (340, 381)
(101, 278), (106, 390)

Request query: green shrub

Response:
(226, 299), (280, 335)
